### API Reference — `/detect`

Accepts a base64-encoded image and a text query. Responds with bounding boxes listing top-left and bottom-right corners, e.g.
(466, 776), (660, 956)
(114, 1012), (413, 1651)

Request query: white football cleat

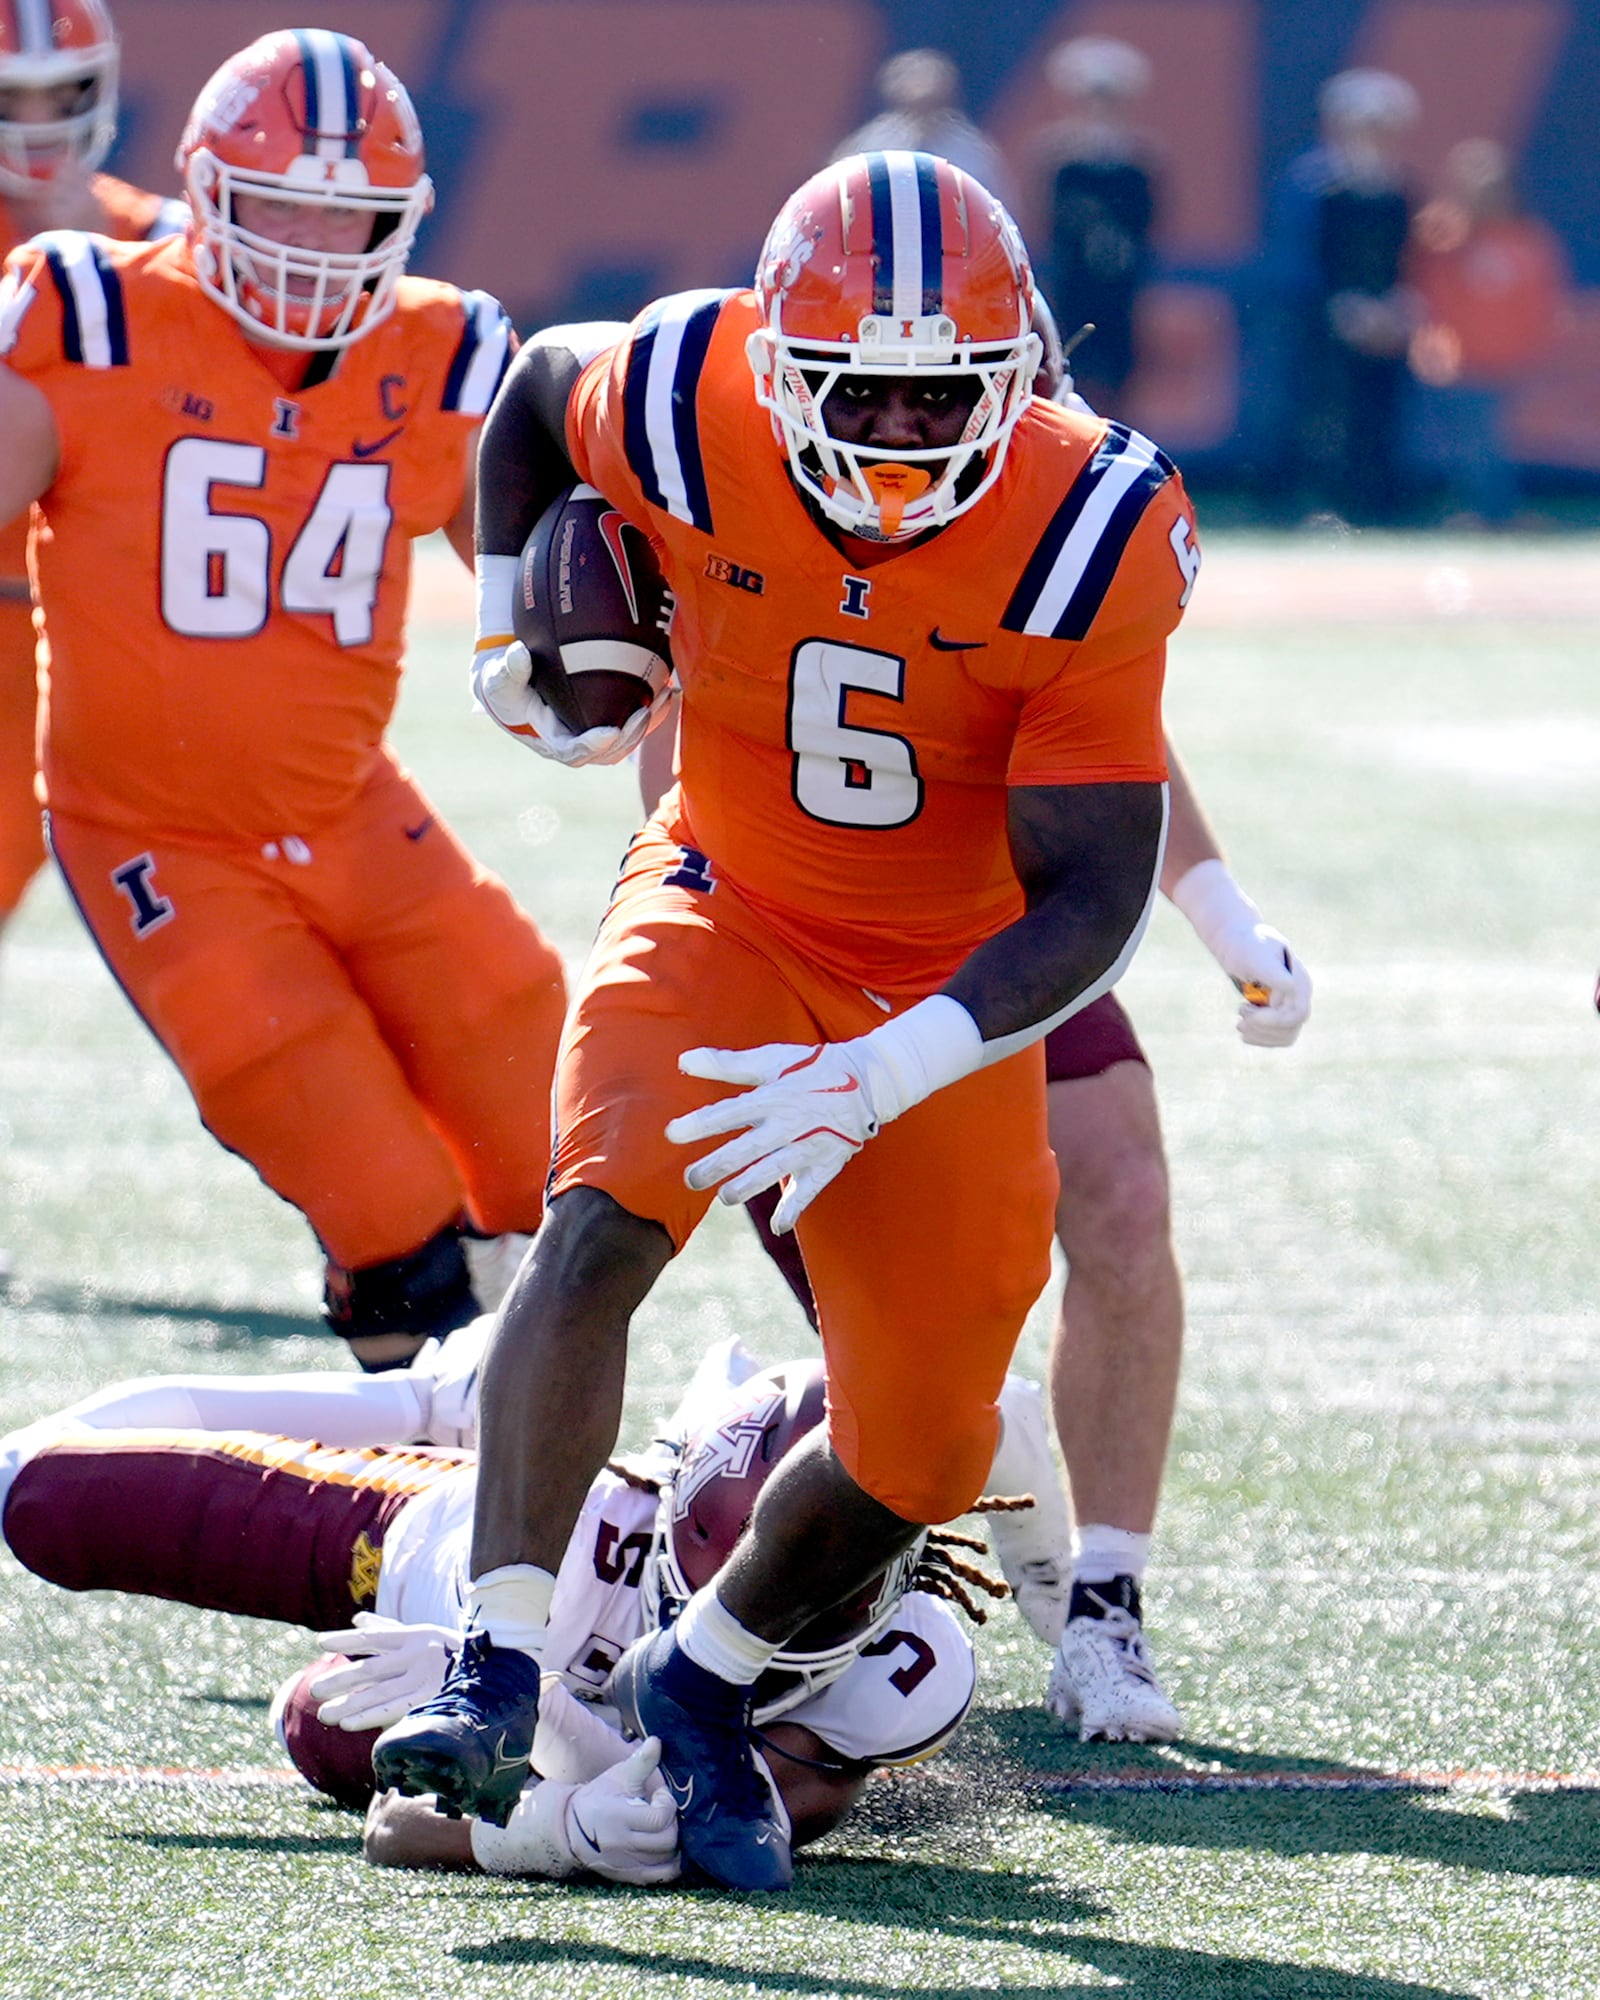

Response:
(462, 1231), (532, 1314)
(406, 1314), (494, 1449)
(1047, 1580), (1182, 1743)
(984, 1374), (1075, 1647)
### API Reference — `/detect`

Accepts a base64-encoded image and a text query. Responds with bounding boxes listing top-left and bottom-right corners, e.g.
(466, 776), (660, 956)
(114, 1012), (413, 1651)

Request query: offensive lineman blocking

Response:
(377, 152), (1197, 1889)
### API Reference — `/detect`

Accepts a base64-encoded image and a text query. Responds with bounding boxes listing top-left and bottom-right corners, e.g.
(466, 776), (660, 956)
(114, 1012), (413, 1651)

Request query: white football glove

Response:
(667, 1040), (885, 1231)
(1169, 859), (1312, 1049)
(310, 1613), (456, 1731)
(470, 1739), (679, 1885)
(666, 995), (984, 1232)
(563, 1738), (680, 1884)
(470, 637), (660, 769)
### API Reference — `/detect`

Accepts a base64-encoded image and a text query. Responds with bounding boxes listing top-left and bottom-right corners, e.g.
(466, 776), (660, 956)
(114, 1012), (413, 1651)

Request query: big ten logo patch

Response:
(705, 552), (764, 595)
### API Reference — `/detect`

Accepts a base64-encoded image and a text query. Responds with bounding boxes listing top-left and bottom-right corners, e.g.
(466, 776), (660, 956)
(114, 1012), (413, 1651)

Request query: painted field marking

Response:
(0, 1763), (302, 1788)
(5, 1761), (1596, 1794)
(1027, 1768), (1600, 1795)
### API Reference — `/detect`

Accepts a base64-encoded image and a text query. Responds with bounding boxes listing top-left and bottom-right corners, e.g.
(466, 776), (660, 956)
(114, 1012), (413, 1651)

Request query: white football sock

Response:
(469, 1564), (556, 1658)
(674, 1586), (780, 1687)
(1072, 1524), (1152, 1586)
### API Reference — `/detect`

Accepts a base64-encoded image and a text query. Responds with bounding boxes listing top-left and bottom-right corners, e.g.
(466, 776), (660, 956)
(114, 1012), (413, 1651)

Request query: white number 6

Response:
(789, 638), (923, 830)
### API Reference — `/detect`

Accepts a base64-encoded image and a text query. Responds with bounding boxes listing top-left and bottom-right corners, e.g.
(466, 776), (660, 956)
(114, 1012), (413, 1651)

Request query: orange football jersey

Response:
(569, 289), (1194, 995)
(0, 232), (511, 837)
(0, 175), (184, 589)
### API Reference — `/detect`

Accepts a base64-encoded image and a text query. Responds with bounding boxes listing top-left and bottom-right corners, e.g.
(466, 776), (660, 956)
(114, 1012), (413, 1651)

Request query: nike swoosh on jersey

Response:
(352, 425), (406, 458)
(403, 816), (435, 842)
(928, 628), (987, 651)
(665, 1771), (696, 1812)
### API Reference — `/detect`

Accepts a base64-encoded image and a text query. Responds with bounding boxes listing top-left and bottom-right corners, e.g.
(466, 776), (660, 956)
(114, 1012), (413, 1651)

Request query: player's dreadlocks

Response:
(905, 1492), (1036, 1625)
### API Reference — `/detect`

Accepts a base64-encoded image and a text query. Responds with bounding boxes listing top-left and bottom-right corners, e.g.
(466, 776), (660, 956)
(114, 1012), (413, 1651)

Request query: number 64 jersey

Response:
(0, 231), (511, 839)
(568, 289), (1197, 998)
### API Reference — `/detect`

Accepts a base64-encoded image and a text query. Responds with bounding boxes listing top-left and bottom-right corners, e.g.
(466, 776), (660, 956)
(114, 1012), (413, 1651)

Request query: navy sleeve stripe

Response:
(442, 290), (512, 415)
(1002, 425), (1174, 641)
(39, 230), (128, 368)
(619, 289), (731, 534)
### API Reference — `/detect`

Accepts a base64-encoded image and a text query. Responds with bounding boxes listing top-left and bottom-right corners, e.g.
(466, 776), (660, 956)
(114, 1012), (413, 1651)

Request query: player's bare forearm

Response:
(475, 325), (625, 558)
(0, 364), (59, 526)
(363, 1788), (477, 1870)
(942, 780), (1167, 1046)
(1158, 740), (1225, 895)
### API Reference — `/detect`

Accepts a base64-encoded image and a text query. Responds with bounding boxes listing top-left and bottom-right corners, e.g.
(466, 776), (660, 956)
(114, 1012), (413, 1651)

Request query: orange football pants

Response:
(551, 823), (1059, 1524)
(49, 750), (566, 1270)
(0, 598), (45, 922)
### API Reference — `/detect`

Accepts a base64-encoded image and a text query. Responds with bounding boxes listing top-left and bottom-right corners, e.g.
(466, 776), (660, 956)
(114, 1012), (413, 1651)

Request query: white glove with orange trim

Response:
(666, 995), (984, 1232)
(470, 553), (659, 769)
(1170, 859), (1312, 1048)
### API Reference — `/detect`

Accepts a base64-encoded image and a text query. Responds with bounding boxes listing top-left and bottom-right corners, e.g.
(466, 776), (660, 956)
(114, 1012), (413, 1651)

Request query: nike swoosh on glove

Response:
(563, 1738), (680, 1886)
(470, 638), (664, 769)
(310, 1613), (457, 1731)
(665, 1038), (894, 1233)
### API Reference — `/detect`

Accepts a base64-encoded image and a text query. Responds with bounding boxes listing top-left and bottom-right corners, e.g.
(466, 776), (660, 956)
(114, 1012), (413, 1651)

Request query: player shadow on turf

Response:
(119, 1830), (354, 1856)
(0, 1282), (320, 1345)
(1031, 1779), (1600, 1884)
(957, 1710), (1600, 1881)
(457, 1864), (1474, 1998)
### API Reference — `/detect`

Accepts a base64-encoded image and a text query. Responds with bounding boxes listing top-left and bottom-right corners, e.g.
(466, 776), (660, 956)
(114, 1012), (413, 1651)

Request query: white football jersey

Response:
(375, 1458), (975, 1768)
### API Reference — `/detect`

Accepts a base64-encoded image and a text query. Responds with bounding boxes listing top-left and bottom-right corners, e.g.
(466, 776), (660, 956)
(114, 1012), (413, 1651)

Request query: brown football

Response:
(513, 482), (673, 734)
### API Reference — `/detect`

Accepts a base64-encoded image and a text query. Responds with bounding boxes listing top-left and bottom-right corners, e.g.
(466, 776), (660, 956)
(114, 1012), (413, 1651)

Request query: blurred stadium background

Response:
(98, 0), (1600, 508)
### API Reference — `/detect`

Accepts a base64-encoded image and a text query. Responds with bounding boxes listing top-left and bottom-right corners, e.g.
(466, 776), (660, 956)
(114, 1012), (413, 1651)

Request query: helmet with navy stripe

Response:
(0, 0), (118, 198)
(175, 29), (432, 351)
(643, 1359), (927, 1719)
(749, 151), (1041, 541)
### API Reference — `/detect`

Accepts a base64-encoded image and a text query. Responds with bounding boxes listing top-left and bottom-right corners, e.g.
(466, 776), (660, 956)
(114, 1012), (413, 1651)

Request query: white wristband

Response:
(469, 1779), (578, 1877)
(859, 995), (984, 1123)
(475, 551), (519, 645)
(1168, 858), (1262, 959)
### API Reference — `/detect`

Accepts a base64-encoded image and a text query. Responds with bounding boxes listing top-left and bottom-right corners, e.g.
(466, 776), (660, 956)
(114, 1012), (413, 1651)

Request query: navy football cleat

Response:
(610, 1626), (792, 1892)
(371, 1629), (542, 1827)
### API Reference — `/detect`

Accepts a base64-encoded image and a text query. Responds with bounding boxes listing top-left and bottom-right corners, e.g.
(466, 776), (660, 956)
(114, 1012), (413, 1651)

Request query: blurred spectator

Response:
(1265, 68), (1421, 524)
(1406, 139), (1573, 526)
(1031, 35), (1159, 415)
(832, 47), (1019, 212)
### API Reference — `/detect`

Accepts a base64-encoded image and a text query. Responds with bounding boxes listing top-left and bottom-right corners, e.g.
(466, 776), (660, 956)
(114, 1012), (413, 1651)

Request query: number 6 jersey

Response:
(568, 288), (1195, 997)
(0, 231), (511, 839)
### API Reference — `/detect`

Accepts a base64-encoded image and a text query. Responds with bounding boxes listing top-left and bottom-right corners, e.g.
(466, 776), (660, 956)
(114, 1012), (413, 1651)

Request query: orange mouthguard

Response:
(862, 463), (933, 536)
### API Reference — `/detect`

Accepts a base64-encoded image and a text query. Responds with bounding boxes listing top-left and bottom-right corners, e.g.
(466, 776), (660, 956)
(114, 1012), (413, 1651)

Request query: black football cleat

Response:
(610, 1626), (792, 1892)
(371, 1629), (542, 1827)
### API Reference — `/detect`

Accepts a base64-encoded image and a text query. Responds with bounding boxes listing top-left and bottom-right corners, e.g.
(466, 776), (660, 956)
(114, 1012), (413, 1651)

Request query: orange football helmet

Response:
(749, 151), (1041, 540)
(175, 28), (432, 351)
(0, 0), (119, 198)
